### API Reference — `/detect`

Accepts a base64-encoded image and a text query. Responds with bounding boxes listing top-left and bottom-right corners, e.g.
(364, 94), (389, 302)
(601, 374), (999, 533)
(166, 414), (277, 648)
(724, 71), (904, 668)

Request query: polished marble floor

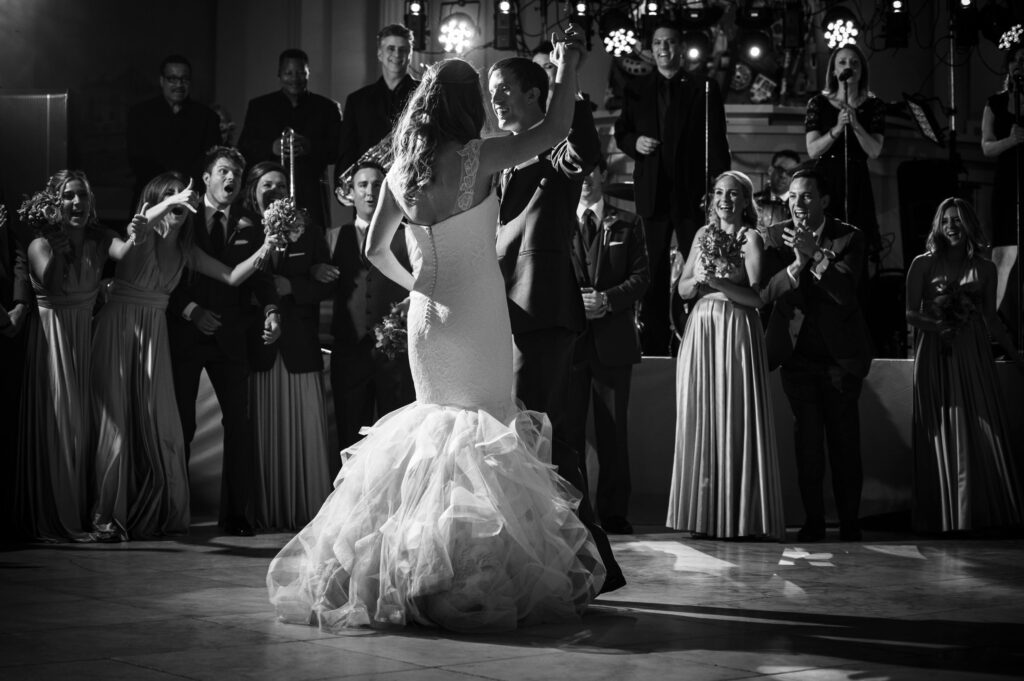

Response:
(1, 522), (1021, 681)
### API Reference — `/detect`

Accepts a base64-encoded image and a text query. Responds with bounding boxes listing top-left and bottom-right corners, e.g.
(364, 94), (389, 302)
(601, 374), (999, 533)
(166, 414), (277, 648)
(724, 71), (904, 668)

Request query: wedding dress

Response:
(267, 140), (606, 632)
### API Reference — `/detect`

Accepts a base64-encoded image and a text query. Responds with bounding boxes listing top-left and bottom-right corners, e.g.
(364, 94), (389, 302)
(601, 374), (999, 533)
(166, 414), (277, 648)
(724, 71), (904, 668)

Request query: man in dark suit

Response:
(167, 146), (279, 536)
(489, 56), (625, 593)
(126, 54), (222, 208)
(313, 161), (413, 477)
(335, 24), (418, 176)
(567, 157), (650, 535)
(761, 168), (873, 542)
(238, 49), (342, 231)
(0, 203), (31, 530)
(614, 19), (730, 355)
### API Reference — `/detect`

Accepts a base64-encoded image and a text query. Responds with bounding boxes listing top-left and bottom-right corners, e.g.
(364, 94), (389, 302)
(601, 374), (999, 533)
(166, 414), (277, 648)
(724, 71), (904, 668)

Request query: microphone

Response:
(838, 68), (853, 82)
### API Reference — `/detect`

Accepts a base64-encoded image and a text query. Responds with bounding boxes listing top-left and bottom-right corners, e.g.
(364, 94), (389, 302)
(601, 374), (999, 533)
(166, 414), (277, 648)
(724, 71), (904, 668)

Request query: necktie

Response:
(583, 209), (597, 246)
(210, 210), (225, 258)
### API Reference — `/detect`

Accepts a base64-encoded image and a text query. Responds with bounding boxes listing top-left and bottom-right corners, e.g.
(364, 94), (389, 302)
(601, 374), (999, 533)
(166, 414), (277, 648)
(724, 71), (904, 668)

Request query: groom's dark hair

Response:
(488, 57), (549, 113)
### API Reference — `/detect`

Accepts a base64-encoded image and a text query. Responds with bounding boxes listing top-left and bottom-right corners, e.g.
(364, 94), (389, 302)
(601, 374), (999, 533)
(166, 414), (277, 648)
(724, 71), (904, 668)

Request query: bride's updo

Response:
(391, 59), (486, 204)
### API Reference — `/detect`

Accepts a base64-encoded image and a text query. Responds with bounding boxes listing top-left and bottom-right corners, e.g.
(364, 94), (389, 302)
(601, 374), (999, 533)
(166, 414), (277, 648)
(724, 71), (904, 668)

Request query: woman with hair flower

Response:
(242, 161), (333, 531)
(906, 197), (1024, 533)
(90, 170), (280, 542)
(667, 170), (784, 541)
(15, 170), (115, 541)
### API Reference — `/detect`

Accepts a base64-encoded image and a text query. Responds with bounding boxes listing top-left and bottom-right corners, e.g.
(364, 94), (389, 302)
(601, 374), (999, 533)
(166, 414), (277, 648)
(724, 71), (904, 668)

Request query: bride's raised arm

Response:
(365, 181), (415, 291)
(478, 29), (583, 177)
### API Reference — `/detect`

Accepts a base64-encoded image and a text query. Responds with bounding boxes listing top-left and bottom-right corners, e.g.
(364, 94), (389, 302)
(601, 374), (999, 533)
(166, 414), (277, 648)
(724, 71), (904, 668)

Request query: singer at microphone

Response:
(804, 44), (885, 292)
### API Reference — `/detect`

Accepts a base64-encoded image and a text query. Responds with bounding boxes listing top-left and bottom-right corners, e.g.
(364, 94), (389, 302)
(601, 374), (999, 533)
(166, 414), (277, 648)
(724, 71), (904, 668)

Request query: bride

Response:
(267, 32), (607, 633)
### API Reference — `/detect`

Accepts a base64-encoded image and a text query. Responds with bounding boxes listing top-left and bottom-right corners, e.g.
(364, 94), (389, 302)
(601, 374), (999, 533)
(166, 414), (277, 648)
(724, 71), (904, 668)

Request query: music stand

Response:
(902, 93), (947, 146)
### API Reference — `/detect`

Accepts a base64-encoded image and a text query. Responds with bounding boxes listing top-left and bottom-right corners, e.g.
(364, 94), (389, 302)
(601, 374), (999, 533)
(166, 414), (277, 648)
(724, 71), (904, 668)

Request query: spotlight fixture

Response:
(599, 9), (638, 58)
(641, 1), (662, 42)
(884, 0), (910, 49)
(439, 11), (477, 55)
(980, 1), (1015, 46)
(571, 1), (594, 50)
(952, 0), (979, 47)
(822, 6), (859, 49)
(678, 4), (724, 30)
(736, 4), (774, 31)
(404, 0), (428, 52)
(736, 30), (773, 63)
(681, 30), (712, 64)
(494, 0), (516, 51)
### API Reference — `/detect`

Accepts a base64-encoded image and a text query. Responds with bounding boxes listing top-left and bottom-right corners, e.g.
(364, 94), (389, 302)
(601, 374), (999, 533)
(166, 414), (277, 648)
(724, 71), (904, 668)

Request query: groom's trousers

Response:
(512, 327), (624, 583)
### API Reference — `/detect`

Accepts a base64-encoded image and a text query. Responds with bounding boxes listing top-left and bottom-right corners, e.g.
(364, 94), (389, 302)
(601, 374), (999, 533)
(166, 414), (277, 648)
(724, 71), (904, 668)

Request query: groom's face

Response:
(489, 68), (539, 134)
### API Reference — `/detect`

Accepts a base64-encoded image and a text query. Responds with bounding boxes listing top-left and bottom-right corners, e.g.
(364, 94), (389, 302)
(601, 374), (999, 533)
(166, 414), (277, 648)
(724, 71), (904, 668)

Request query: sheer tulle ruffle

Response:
(267, 401), (606, 633)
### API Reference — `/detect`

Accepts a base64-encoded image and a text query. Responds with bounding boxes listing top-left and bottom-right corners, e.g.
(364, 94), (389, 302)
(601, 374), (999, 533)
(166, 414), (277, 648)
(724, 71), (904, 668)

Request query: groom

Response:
(489, 55), (625, 593)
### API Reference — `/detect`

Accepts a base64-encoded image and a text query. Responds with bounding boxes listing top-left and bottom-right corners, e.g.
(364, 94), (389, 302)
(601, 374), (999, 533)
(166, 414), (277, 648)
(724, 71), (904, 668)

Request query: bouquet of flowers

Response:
(262, 196), (306, 251)
(17, 189), (63, 239)
(930, 281), (978, 344)
(697, 223), (743, 279)
(335, 134), (393, 205)
(373, 302), (408, 360)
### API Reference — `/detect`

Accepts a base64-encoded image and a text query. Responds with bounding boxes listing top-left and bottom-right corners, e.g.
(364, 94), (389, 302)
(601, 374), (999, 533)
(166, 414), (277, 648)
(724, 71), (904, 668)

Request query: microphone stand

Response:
(842, 79), (850, 225)
(1015, 74), (1023, 349)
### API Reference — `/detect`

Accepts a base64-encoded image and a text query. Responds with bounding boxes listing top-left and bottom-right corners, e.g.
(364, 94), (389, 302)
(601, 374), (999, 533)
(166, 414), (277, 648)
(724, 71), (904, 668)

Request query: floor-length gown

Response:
(15, 233), (106, 542)
(666, 228), (784, 540)
(268, 140), (606, 633)
(91, 236), (190, 540)
(251, 229), (332, 531)
(912, 256), (1023, 532)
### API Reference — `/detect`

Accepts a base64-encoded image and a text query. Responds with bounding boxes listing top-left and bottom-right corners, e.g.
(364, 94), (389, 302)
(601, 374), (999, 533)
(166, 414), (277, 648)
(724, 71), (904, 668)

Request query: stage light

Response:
(782, 0), (804, 49)
(952, 0), (979, 47)
(980, 1), (1015, 45)
(494, 0), (516, 51)
(571, 1), (594, 49)
(884, 0), (910, 49)
(681, 30), (712, 64)
(404, 0), (428, 52)
(678, 5), (724, 30)
(736, 31), (772, 62)
(823, 6), (859, 50)
(439, 11), (477, 55)
(736, 4), (774, 31)
(599, 9), (637, 58)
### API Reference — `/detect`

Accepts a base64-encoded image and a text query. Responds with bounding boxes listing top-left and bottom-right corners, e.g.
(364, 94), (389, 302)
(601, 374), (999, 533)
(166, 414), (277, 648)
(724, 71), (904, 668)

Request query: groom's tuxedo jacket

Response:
(496, 100), (600, 335)
(760, 216), (873, 378)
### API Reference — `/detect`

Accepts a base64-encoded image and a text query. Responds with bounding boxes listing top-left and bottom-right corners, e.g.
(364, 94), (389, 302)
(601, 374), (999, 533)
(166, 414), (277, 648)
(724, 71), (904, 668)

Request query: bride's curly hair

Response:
(391, 59), (485, 204)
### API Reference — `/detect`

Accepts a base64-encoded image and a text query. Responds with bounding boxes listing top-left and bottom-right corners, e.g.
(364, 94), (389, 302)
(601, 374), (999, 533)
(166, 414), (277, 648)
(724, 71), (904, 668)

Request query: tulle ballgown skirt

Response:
(913, 317), (1023, 532)
(267, 401), (606, 633)
(667, 293), (785, 540)
(251, 356), (332, 531)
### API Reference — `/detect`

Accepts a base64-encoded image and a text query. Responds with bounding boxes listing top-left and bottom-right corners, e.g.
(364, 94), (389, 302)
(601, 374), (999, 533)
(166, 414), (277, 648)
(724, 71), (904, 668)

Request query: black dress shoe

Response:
(222, 519), (255, 537)
(601, 517), (634, 535)
(598, 570), (627, 595)
(797, 525), (826, 542)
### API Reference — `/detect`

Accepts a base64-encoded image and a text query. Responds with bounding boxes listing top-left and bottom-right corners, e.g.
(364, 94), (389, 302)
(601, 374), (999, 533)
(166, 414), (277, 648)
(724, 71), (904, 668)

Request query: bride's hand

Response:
(164, 178), (199, 215)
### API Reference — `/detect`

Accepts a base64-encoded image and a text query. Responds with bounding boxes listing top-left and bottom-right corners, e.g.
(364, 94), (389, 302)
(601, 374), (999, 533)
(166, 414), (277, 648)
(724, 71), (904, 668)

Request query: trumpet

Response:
(335, 134), (394, 205)
(279, 127), (296, 200)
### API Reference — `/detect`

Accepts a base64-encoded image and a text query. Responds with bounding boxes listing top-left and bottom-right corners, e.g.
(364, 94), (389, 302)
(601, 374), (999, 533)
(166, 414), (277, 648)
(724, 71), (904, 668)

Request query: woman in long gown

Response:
(666, 171), (784, 541)
(980, 43), (1024, 327)
(268, 39), (606, 633)
(243, 162), (332, 531)
(91, 171), (280, 541)
(15, 170), (113, 542)
(906, 198), (1024, 533)
(805, 44), (884, 258)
